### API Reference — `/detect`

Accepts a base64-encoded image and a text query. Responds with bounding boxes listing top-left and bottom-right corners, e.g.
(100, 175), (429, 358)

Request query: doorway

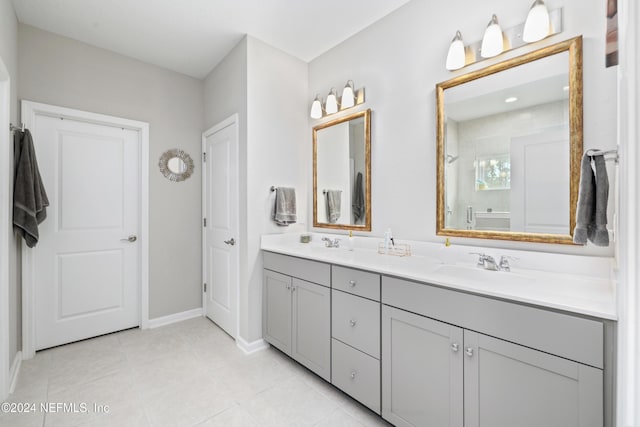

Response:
(21, 101), (149, 357)
(202, 115), (239, 338)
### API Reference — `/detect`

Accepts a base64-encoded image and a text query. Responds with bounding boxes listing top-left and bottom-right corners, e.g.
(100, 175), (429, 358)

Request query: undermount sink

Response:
(433, 264), (534, 286)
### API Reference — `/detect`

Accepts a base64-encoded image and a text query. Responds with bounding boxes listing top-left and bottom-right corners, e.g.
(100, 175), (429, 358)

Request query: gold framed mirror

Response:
(313, 109), (371, 231)
(436, 37), (583, 244)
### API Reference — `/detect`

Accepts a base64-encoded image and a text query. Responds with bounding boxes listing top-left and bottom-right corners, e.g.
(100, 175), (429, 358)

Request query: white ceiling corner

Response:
(11, 0), (413, 79)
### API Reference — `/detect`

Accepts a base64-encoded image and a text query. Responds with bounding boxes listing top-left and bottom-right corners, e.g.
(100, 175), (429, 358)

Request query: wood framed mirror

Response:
(436, 37), (583, 244)
(313, 109), (371, 231)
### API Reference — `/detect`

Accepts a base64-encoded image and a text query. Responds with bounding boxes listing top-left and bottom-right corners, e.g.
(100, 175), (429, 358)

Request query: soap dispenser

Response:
(347, 230), (354, 251)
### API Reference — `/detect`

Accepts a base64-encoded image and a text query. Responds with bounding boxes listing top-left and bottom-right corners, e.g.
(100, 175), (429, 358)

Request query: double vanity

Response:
(261, 233), (616, 427)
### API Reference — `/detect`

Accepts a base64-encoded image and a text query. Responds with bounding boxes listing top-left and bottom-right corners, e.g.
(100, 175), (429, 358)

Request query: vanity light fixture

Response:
(481, 15), (504, 58)
(325, 88), (339, 114)
(523, 0), (551, 43)
(446, 31), (467, 71)
(445, 5), (563, 71)
(309, 82), (366, 119)
(310, 95), (323, 119)
(341, 80), (356, 109)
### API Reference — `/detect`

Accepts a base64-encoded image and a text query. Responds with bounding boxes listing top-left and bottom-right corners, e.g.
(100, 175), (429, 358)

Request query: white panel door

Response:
(33, 115), (140, 350)
(203, 120), (238, 338)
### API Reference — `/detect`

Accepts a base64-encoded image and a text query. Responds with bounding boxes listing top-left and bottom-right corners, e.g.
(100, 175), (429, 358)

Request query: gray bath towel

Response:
(589, 155), (609, 246)
(13, 130), (49, 248)
(273, 187), (296, 226)
(326, 190), (341, 223)
(573, 153), (609, 246)
(352, 172), (364, 223)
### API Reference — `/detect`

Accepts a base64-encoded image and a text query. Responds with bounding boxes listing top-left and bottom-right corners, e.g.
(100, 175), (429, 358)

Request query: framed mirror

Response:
(436, 37), (583, 244)
(313, 109), (371, 231)
(159, 148), (195, 182)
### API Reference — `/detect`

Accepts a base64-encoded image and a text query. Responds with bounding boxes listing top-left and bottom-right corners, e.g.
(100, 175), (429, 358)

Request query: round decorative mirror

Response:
(159, 149), (194, 182)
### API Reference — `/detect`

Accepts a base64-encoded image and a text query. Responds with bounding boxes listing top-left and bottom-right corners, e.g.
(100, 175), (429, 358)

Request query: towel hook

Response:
(270, 186), (277, 192)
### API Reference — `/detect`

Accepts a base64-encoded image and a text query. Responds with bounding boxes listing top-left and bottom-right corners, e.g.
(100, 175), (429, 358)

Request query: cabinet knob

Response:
(349, 280), (357, 287)
(350, 370), (357, 379)
(292, 286), (296, 292)
(465, 347), (474, 357)
(451, 343), (459, 352)
(349, 319), (357, 327)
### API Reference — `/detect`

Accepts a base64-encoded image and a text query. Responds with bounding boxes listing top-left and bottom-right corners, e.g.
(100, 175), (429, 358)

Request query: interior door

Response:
(32, 115), (140, 350)
(203, 120), (238, 338)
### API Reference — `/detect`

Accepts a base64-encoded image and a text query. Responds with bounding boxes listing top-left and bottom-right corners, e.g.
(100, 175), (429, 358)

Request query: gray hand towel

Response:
(588, 155), (609, 246)
(326, 190), (341, 223)
(573, 153), (610, 246)
(352, 172), (364, 223)
(13, 130), (49, 248)
(273, 187), (296, 226)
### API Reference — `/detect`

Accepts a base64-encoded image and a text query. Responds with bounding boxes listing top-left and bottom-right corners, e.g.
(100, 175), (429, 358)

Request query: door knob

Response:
(224, 238), (236, 246)
(120, 235), (137, 242)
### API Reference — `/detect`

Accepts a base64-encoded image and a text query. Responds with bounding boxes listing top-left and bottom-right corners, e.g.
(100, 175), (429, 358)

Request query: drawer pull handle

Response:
(451, 343), (459, 352)
(349, 319), (357, 327)
(465, 347), (474, 357)
(349, 280), (357, 287)
(350, 370), (357, 379)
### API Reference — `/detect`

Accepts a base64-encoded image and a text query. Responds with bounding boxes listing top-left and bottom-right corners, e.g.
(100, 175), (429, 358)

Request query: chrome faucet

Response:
(498, 255), (518, 272)
(322, 237), (341, 248)
(470, 253), (518, 272)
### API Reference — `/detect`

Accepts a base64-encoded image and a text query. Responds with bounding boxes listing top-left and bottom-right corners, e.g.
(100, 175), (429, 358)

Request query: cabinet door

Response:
(382, 305), (464, 427)
(263, 270), (292, 355)
(292, 278), (331, 381)
(464, 330), (603, 427)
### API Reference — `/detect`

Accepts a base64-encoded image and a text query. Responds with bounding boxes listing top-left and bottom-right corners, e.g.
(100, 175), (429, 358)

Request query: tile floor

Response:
(0, 317), (391, 427)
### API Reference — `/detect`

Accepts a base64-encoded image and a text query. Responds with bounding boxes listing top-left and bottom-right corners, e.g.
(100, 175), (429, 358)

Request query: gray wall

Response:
(0, 0), (19, 372)
(18, 24), (205, 319)
(204, 36), (308, 343)
(309, 0), (617, 256)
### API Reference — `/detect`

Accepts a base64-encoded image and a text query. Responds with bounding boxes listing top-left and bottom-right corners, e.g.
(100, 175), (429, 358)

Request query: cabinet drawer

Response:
(332, 265), (380, 301)
(332, 339), (381, 414)
(263, 251), (330, 287)
(382, 276), (604, 368)
(332, 290), (380, 358)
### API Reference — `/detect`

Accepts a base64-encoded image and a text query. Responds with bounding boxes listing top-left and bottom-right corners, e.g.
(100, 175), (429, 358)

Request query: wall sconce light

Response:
(309, 81), (366, 119)
(480, 15), (504, 58)
(341, 80), (356, 109)
(523, 0), (551, 42)
(446, 31), (466, 71)
(310, 95), (323, 119)
(325, 88), (339, 114)
(444, 3), (562, 71)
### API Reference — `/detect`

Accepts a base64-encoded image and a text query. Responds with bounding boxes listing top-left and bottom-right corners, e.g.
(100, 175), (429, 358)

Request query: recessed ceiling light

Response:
(505, 97), (518, 103)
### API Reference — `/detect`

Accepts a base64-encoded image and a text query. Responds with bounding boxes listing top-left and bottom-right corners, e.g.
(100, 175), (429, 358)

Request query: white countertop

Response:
(261, 233), (617, 320)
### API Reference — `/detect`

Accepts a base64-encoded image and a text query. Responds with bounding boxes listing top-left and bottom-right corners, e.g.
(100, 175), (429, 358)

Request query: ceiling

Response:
(11, 0), (412, 79)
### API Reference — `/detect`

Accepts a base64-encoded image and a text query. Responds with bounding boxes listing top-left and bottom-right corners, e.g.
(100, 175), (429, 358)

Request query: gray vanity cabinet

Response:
(381, 276), (605, 427)
(382, 305), (464, 427)
(464, 330), (603, 427)
(263, 252), (331, 381)
(331, 265), (382, 414)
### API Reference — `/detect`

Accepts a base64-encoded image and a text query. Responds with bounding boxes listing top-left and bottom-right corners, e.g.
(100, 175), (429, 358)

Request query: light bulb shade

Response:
(325, 89), (338, 114)
(480, 15), (504, 58)
(341, 81), (355, 109)
(446, 31), (466, 70)
(523, 0), (550, 42)
(310, 95), (323, 119)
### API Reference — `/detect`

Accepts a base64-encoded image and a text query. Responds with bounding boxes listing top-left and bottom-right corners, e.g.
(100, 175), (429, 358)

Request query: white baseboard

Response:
(147, 308), (203, 329)
(236, 336), (270, 355)
(9, 351), (22, 394)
